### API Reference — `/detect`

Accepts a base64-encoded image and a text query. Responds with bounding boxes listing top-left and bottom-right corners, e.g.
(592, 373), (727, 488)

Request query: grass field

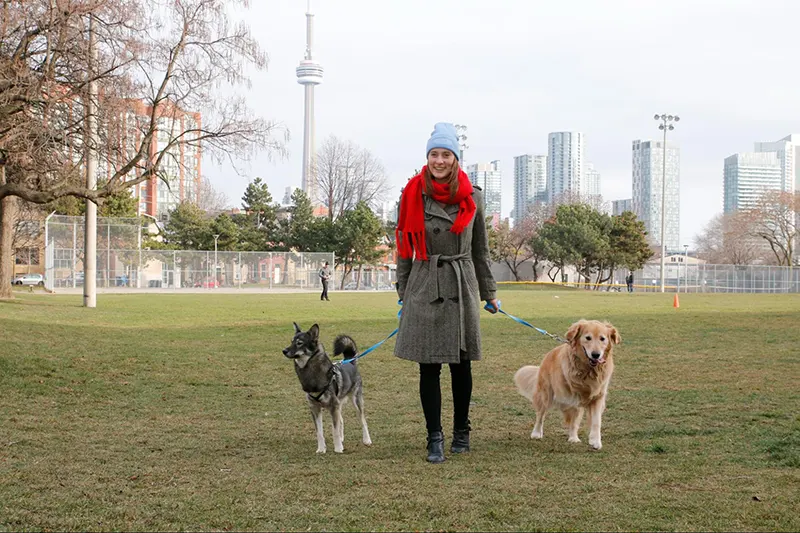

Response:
(1, 289), (799, 532)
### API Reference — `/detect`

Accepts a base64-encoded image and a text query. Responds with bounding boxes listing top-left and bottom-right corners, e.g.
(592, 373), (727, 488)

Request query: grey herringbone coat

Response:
(393, 188), (497, 364)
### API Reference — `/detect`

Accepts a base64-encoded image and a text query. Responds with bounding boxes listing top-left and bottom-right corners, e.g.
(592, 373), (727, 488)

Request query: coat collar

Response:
(423, 194), (458, 223)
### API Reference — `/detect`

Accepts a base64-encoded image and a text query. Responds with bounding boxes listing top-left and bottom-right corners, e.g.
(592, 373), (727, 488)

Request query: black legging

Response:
(419, 360), (472, 434)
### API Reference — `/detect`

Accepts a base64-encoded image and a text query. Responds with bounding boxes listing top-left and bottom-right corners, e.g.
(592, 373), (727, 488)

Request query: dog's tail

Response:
(513, 365), (539, 401)
(333, 334), (358, 362)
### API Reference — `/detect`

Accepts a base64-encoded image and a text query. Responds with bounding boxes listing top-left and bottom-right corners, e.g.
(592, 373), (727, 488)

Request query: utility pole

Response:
(0, 149), (12, 299)
(83, 14), (98, 308)
(654, 113), (679, 293)
(213, 234), (220, 286)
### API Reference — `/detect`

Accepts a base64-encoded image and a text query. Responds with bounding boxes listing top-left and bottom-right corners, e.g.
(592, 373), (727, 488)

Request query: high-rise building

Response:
(612, 199), (632, 216)
(754, 134), (800, 193)
(632, 139), (680, 251)
(296, 0), (323, 205)
(282, 186), (293, 206)
(466, 160), (502, 222)
(723, 152), (783, 213)
(117, 102), (201, 220)
(513, 154), (548, 224)
(512, 154), (532, 223)
(547, 132), (584, 203)
(532, 155), (547, 204)
(585, 163), (601, 198)
(375, 201), (397, 224)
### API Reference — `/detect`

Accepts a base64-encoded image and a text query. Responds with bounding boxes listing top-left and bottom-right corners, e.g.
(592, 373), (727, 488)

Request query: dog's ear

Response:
(309, 324), (319, 341)
(605, 323), (621, 345)
(293, 322), (302, 334)
(566, 320), (584, 345)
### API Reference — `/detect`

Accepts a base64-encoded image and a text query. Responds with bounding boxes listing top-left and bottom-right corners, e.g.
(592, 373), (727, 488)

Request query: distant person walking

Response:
(626, 272), (634, 293)
(319, 261), (331, 301)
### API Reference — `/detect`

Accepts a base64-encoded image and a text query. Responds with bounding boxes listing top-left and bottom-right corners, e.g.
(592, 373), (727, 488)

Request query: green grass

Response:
(1, 290), (799, 532)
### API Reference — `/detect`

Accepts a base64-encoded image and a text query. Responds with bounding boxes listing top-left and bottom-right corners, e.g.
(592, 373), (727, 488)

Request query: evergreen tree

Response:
(162, 202), (212, 250)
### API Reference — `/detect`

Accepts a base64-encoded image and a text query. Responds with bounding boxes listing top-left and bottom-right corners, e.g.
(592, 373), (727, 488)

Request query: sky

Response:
(204, 0), (800, 247)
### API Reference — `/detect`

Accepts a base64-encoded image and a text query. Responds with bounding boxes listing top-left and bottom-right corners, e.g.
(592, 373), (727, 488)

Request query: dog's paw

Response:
(568, 436), (582, 443)
(530, 429), (543, 439)
(363, 438), (372, 446)
(589, 440), (602, 450)
(316, 447), (326, 454)
(334, 447), (344, 454)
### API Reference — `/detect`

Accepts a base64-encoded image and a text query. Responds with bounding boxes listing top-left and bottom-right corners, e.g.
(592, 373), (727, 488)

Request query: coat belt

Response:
(427, 253), (470, 350)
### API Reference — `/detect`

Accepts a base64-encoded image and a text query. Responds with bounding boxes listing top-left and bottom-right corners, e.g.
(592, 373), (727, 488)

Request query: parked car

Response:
(63, 272), (84, 286)
(193, 277), (220, 289)
(13, 273), (44, 286)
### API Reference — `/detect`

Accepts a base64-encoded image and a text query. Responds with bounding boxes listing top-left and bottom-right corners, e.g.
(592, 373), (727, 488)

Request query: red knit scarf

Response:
(395, 166), (476, 261)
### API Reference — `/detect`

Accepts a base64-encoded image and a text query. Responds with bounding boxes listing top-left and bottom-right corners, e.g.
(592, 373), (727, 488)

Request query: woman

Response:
(394, 122), (499, 463)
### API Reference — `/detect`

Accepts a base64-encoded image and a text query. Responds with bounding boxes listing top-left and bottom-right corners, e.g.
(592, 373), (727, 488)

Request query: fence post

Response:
(238, 252), (242, 289)
(269, 252), (273, 289)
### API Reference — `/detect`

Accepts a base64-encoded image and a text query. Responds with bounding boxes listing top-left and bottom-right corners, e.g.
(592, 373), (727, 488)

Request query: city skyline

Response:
(203, 0), (800, 247)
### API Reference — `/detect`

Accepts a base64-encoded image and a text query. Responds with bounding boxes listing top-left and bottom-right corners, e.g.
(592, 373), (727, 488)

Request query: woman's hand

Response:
(484, 298), (499, 313)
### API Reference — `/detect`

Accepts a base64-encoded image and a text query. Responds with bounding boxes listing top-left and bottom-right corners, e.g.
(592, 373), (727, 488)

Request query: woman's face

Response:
(427, 149), (456, 180)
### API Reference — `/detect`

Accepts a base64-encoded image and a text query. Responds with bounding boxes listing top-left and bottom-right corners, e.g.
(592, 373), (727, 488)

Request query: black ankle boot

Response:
(426, 431), (446, 463)
(451, 425), (470, 453)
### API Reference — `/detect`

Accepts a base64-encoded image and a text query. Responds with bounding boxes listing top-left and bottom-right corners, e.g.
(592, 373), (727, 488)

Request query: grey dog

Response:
(283, 322), (372, 454)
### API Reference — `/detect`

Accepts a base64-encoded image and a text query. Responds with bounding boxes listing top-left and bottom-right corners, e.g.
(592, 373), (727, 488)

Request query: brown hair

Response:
(424, 158), (460, 199)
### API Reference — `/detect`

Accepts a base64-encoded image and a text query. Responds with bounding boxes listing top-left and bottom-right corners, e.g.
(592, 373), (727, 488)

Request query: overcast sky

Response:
(204, 0), (800, 247)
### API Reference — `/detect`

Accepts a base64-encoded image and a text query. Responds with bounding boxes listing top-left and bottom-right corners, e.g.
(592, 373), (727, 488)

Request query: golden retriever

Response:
(513, 319), (621, 450)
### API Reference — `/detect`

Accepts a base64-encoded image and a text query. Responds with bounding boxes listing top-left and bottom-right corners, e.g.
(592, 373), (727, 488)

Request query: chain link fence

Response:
(632, 263), (800, 293)
(493, 259), (800, 293)
(47, 215), (796, 294)
(43, 215), (396, 291)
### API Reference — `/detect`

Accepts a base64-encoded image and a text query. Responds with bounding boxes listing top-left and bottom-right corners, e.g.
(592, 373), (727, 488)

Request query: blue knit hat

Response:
(426, 122), (460, 160)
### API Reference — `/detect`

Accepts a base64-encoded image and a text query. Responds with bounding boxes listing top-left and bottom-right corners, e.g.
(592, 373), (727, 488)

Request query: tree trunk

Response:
(506, 259), (520, 281)
(0, 166), (15, 299)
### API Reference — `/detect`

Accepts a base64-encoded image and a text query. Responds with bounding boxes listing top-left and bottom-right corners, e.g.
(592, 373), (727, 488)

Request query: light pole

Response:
(683, 244), (689, 293)
(454, 124), (468, 164)
(654, 113), (680, 293)
(213, 234), (220, 286)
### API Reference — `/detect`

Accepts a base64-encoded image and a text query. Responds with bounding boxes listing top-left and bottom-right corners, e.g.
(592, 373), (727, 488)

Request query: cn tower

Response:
(296, 0), (323, 205)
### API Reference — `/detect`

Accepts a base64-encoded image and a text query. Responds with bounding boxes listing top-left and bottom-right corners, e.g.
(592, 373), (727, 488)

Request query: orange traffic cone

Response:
(673, 293), (680, 308)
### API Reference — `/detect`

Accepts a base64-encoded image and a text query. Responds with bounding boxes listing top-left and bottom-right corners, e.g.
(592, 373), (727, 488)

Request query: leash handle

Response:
(484, 299), (501, 313)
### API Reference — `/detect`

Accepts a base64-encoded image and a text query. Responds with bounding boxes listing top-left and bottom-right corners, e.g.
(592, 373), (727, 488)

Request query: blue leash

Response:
(335, 307), (402, 365)
(337, 328), (398, 365)
(484, 300), (567, 344)
(336, 299), (566, 366)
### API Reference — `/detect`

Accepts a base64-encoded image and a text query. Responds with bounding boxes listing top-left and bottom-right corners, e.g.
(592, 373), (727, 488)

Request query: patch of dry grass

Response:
(1, 291), (798, 531)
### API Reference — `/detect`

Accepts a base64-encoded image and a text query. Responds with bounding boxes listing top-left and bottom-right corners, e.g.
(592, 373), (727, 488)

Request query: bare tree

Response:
(745, 191), (799, 266)
(314, 135), (387, 221)
(488, 217), (538, 281)
(0, 0), (287, 298)
(351, 147), (388, 209)
(523, 201), (556, 280)
(194, 175), (230, 214)
(694, 212), (766, 265)
(550, 190), (609, 213)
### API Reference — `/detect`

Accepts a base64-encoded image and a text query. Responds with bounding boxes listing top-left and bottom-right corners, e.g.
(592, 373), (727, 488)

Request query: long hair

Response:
(423, 158), (460, 199)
